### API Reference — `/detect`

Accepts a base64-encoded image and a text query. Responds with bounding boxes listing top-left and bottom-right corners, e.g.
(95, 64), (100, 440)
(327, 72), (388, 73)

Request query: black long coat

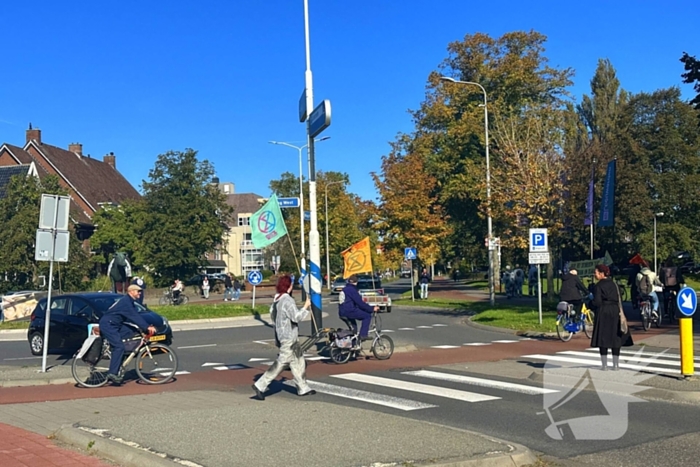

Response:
(590, 277), (634, 349)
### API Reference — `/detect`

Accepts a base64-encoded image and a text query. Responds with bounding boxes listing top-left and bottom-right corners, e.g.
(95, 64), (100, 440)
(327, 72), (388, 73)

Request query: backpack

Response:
(638, 273), (653, 296)
(662, 267), (678, 287)
(115, 252), (128, 267)
(82, 336), (104, 365)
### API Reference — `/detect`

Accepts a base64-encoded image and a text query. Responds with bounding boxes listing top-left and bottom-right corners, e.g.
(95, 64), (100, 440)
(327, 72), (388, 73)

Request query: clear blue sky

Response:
(1, 1), (697, 202)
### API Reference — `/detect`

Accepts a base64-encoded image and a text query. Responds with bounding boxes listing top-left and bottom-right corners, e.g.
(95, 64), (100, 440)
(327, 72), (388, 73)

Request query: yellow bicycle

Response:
(556, 301), (595, 342)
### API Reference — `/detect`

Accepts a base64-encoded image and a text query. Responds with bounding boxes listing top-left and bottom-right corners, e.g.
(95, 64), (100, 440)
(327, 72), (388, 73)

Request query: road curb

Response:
(0, 377), (75, 388)
(464, 315), (558, 338)
(54, 425), (187, 467)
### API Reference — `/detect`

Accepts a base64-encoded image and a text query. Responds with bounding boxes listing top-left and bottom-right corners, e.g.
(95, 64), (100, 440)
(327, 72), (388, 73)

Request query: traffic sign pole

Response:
(537, 264), (542, 325)
(677, 287), (697, 377)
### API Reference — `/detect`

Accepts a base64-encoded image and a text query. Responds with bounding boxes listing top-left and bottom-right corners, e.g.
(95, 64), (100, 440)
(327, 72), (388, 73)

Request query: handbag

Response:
(617, 290), (629, 335)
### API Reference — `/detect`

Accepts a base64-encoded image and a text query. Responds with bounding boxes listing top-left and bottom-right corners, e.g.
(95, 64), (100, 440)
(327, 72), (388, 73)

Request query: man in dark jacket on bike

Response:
(339, 275), (378, 341)
(99, 285), (156, 385)
(660, 259), (684, 319)
(560, 269), (590, 319)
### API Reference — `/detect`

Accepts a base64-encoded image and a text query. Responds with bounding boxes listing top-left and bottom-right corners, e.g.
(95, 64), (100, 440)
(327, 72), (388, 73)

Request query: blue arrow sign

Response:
(304, 211), (310, 221)
(404, 247), (417, 260)
(677, 286), (697, 317)
(247, 270), (263, 286)
(278, 197), (300, 208)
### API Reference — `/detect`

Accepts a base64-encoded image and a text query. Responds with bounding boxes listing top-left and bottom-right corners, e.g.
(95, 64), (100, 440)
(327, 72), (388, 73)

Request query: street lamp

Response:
(269, 136), (330, 289)
(439, 76), (494, 306)
(324, 180), (345, 290)
(654, 212), (664, 272)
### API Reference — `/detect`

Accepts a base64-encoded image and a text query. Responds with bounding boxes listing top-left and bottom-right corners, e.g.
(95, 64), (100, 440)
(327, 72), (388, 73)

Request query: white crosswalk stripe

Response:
(521, 348), (683, 375)
(402, 370), (559, 395)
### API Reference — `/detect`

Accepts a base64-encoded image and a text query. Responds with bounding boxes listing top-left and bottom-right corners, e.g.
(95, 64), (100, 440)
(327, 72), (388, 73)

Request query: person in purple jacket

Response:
(338, 275), (378, 341)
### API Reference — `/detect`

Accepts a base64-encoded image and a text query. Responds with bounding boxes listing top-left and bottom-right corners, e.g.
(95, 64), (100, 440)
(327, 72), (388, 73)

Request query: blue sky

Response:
(1, 1), (697, 203)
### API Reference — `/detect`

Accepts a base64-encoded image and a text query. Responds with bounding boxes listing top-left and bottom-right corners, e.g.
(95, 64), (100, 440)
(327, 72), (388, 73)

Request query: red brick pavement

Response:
(0, 423), (113, 467)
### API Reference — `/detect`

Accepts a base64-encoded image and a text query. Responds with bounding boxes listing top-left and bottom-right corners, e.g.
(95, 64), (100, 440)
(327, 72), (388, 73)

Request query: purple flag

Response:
(584, 169), (594, 226)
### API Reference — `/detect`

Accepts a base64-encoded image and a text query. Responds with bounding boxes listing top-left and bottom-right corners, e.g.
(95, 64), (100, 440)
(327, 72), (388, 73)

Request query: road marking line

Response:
(382, 329), (395, 333)
(261, 361), (273, 366)
(430, 345), (461, 349)
(587, 348), (700, 362)
(403, 370), (559, 395)
(3, 356), (41, 361)
(285, 380), (437, 411)
(248, 358), (269, 362)
(161, 371), (190, 376)
(213, 364), (246, 371)
(492, 340), (519, 343)
(556, 351), (700, 369)
(253, 340), (274, 345)
(177, 344), (217, 349)
(432, 324), (448, 327)
(331, 373), (500, 402)
(521, 354), (680, 375)
(201, 362), (224, 367)
(398, 328), (415, 331)
(463, 343), (491, 346)
(416, 326), (433, 329)
(306, 356), (329, 361)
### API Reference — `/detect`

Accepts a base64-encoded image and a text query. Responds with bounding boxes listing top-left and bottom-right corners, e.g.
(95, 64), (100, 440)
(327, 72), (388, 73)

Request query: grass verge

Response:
(148, 303), (270, 320)
(0, 319), (30, 330)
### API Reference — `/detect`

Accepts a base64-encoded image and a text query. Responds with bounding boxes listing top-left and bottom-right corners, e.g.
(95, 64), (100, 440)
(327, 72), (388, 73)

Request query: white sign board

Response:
(529, 252), (550, 265)
(35, 229), (70, 262)
(39, 194), (70, 231)
(529, 228), (548, 252)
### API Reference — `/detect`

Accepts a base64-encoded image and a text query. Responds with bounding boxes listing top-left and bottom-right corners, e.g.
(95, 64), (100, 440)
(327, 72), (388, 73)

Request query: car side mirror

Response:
(76, 311), (89, 318)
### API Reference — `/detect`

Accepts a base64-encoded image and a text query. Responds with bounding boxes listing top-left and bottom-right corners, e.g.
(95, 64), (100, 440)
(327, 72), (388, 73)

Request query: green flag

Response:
(251, 194), (288, 248)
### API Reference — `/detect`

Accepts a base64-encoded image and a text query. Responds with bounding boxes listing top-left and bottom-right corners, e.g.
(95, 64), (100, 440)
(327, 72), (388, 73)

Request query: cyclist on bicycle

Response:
(99, 284), (156, 385)
(660, 259), (684, 318)
(339, 275), (379, 341)
(635, 260), (662, 319)
(560, 269), (589, 319)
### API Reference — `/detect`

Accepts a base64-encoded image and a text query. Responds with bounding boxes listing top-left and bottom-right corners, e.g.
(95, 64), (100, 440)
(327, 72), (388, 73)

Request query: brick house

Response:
(0, 126), (141, 230)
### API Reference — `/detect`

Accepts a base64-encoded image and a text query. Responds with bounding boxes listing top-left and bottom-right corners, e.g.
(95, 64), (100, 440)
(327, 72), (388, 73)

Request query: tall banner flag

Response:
(250, 194), (288, 248)
(598, 159), (616, 227)
(341, 237), (373, 278)
(584, 167), (594, 226)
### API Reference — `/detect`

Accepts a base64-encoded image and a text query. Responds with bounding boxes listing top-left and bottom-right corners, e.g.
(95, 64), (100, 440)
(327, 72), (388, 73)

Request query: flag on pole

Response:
(250, 194), (288, 248)
(598, 159), (616, 227)
(584, 167), (594, 226)
(341, 237), (373, 278)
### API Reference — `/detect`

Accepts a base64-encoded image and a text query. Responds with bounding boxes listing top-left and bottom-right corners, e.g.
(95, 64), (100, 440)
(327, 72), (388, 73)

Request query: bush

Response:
(262, 269), (275, 280)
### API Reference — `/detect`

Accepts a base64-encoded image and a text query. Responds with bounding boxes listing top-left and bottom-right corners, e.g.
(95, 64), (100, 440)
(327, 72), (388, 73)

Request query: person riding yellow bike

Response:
(560, 269), (589, 319)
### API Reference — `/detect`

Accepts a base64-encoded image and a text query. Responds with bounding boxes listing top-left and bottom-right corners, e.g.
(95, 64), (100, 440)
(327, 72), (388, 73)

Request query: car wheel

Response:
(386, 306), (392, 313)
(29, 332), (44, 356)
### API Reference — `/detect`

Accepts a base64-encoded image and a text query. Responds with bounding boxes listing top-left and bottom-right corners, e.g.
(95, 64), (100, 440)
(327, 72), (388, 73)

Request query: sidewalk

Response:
(0, 389), (535, 467)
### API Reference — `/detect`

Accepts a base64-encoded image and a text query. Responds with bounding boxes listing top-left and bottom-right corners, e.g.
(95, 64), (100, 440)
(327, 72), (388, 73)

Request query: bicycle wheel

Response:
(556, 316), (573, 342)
(642, 304), (651, 331)
(329, 346), (352, 364)
(135, 343), (178, 384)
(583, 317), (593, 338)
(618, 283), (627, 302)
(158, 295), (169, 305)
(372, 335), (394, 360)
(71, 355), (110, 388)
(180, 295), (189, 305)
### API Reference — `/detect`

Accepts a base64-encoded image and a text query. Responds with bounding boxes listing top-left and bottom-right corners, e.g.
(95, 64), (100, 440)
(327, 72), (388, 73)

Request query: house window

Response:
(238, 216), (250, 226)
(214, 249), (221, 260)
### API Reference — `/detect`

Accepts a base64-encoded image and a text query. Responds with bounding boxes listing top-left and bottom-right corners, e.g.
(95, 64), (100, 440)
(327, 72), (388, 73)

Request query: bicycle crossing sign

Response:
(404, 247), (417, 260)
(247, 270), (263, 286)
(677, 286), (697, 317)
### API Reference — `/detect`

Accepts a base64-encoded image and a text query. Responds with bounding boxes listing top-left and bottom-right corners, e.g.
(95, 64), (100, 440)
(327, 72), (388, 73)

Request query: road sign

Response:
(484, 237), (501, 251)
(528, 252), (550, 265)
(309, 99), (331, 138)
(404, 247), (417, 260)
(299, 89), (308, 122)
(39, 194), (70, 231)
(529, 228), (548, 252)
(247, 270), (263, 286)
(677, 286), (697, 317)
(304, 211), (310, 222)
(35, 230), (70, 262)
(278, 197), (300, 208)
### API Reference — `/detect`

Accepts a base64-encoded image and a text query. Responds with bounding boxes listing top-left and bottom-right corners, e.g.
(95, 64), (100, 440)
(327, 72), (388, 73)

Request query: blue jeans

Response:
(650, 291), (659, 313)
(420, 283), (429, 299)
(233, 289), (240, 300)
(224, 287), (233, 300)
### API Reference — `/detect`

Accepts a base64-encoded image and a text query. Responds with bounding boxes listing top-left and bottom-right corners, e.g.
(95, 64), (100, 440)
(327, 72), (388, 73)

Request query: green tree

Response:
(138, 149), (232, 285)
(681, 52), (700, 123)
(89, 200), (144, 270)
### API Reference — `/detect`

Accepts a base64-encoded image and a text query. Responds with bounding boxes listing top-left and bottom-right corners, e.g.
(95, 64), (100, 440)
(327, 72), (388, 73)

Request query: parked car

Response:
(27, 292), (173, 356)
(331, 277), (347, 295)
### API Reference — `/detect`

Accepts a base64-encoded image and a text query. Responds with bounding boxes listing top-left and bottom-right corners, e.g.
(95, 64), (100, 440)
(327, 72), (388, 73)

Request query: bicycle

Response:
(663, 289), (678, 325)
(638, 295), (661, 331)
(159, 289), (189, 306)
(72, 325), (179, 388)
(615, 279), (628, 302)
(556, 300), (595, 342)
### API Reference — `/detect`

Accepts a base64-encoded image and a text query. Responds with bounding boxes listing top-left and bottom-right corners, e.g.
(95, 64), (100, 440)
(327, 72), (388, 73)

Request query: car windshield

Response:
(91, 297), (122, 312)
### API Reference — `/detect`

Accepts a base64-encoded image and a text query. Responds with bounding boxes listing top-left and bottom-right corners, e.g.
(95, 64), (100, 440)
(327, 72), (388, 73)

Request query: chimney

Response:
(103, 152), (116, 169)
(26, 124), (41, 144)
(69, 142), (83, 156)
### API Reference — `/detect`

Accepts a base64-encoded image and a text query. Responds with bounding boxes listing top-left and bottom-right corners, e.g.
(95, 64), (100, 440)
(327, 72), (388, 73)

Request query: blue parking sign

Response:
(529, 228), (548, 252)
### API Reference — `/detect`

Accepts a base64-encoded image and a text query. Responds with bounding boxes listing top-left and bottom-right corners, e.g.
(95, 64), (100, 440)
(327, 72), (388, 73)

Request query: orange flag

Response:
(341, 237), (373, 278)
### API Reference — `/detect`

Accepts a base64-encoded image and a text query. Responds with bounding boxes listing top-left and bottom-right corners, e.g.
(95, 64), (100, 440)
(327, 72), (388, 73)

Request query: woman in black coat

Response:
(590, 264), (633, 370)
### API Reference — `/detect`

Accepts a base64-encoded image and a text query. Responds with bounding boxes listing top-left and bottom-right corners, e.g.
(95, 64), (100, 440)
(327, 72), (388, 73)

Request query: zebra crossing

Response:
(283, 368), (557, 412)
(520, 347), (687, 376)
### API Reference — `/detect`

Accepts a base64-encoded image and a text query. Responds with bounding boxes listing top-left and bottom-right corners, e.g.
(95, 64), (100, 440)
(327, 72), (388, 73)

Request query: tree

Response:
(681, 52), (700, 123)
(0, 174), (91, 293)
(138, 149), (232, 285)
(89, 200), (144, 270)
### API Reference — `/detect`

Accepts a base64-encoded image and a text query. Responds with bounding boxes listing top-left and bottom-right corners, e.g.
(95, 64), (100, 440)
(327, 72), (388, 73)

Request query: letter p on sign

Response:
(529, 228), (548, 252)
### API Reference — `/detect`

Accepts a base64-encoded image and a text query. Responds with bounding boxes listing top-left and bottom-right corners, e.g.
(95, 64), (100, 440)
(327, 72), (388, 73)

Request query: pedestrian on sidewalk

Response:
(223, 273), (233, 301)
(590, 264), (633, 371)
(252, 274), (315, 400)
(233, 277), (241, 300)
(419, 268), (430, 299)
(528, 265), (539, 296)
(202, 276), (210, 299)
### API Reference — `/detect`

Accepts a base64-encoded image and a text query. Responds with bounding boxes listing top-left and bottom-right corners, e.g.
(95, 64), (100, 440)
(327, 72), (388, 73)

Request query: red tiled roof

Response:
(3, 144), (34, 164)
(27, 142), (141, 211)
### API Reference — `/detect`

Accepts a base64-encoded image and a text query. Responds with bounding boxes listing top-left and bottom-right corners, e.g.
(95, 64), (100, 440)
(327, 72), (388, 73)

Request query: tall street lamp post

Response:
(440, 76), (494, 306)
(324, 180), (345, 290)
(269, 136), (330, 298)
(654, 212), (664, 272)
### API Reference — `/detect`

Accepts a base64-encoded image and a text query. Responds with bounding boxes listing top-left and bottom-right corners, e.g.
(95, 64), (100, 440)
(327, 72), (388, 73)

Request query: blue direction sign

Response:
(677, 286), (697, 317)
(309, 99), (331, 138)
(247, 270), (263, 286)
(304, 211), (310, 221)
(278, 197), (300, 208)
(404, 247), (417, 260)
